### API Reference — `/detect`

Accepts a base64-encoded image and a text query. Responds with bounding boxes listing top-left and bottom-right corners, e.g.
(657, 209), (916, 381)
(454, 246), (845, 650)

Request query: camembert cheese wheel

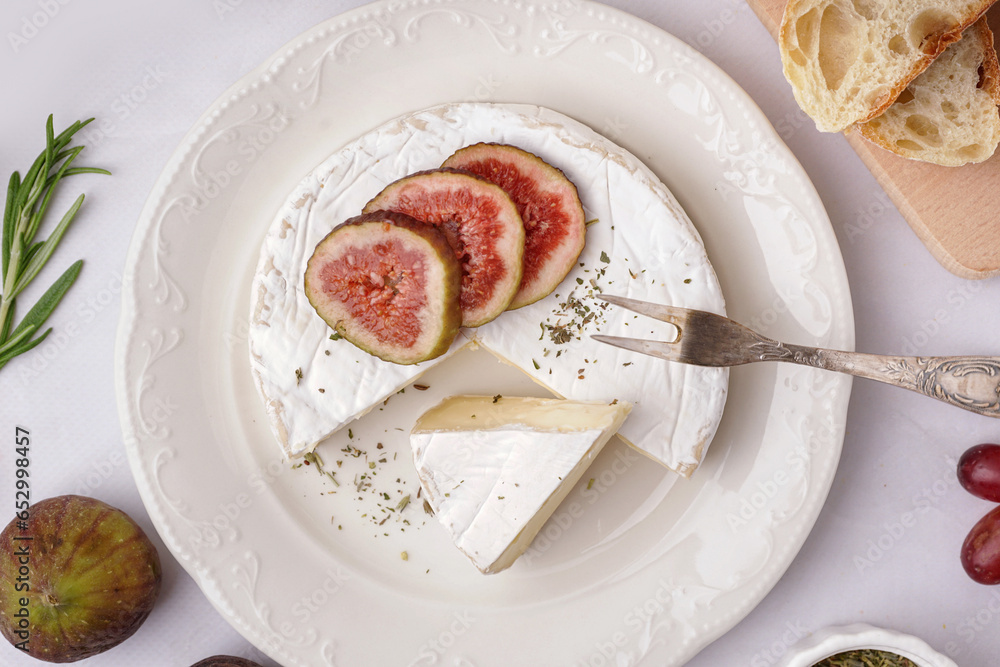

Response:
(249, 103), (728, 477)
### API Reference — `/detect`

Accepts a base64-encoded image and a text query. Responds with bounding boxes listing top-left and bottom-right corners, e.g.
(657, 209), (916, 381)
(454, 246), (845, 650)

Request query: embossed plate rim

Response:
(114, 1), (855, 665)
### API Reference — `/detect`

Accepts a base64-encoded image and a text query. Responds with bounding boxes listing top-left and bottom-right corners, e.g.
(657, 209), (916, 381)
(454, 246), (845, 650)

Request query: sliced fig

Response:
(363, 169), (524, 328)
(304, 210), (462, 365)
(442, 143), (586, 310)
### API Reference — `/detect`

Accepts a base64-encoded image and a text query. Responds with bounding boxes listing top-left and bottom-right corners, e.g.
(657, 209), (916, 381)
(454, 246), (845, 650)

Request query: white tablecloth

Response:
(2, 1), (999, 665)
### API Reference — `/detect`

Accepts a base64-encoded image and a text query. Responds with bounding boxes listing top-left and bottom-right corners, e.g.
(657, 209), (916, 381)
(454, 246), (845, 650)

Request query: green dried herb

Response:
(303, 451), (323, 470)
(813, 649), (917, 667)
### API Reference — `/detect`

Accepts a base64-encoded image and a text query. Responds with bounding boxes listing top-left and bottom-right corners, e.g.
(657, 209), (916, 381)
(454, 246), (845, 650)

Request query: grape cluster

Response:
(958, 444), (1000, 584)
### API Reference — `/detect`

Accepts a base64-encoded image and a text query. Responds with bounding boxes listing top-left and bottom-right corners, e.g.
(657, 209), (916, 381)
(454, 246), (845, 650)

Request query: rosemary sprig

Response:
(0, 116), (109, 373)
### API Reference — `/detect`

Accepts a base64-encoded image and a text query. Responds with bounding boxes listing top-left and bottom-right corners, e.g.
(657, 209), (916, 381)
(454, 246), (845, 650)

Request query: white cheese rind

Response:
(411, 396), (632, 573)
(248, 103), (728, 475)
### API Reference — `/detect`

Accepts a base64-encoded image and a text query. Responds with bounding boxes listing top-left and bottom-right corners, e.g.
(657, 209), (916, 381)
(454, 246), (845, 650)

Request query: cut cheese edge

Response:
(411, 396), (632, 574)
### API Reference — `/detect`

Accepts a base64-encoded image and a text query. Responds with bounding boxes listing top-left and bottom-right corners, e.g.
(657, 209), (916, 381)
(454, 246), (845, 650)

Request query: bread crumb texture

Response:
(859, 18), (1000, 165)
(779, 0), (996, 132)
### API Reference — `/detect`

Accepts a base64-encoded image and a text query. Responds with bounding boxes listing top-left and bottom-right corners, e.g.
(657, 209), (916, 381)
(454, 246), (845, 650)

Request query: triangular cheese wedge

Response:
(410, 396), (631, 574)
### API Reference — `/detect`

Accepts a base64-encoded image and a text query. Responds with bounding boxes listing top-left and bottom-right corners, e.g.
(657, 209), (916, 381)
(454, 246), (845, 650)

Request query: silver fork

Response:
(593, 294), (1000, 418)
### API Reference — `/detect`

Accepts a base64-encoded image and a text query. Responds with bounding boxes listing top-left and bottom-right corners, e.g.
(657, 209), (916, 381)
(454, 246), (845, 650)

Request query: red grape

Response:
(957, 444), (1000, 502)
(962, 505), (1000, 584)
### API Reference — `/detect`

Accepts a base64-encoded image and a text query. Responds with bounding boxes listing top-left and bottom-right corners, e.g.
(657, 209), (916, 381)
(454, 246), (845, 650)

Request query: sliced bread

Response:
(857, 18), (1000, 166)
(779, 0), (997, 132)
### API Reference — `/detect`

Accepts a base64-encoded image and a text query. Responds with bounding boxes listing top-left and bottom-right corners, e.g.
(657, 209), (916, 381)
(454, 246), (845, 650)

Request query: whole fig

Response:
(190, 656), (264, 667)
(0, 495), (161, 662)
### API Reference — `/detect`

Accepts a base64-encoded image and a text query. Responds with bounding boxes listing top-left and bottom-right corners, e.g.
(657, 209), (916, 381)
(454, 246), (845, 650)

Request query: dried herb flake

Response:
(813, 649), (917, 667)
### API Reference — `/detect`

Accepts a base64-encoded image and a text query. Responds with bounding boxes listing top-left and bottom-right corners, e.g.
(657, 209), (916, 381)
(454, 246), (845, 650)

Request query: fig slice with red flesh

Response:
(304, 210), (462, 365)
(363, 169), (524, 328)
(442, 143), (586, 310)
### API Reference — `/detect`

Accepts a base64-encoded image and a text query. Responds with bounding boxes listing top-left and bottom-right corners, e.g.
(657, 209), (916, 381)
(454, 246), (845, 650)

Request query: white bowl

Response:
(777, 623), (957, 667)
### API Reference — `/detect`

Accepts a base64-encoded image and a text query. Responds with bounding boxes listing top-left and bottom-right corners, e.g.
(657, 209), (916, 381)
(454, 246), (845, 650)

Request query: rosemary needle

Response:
(0, 116), (109, 373)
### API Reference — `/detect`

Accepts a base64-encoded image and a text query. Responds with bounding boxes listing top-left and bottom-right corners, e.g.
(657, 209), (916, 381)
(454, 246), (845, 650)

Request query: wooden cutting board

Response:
(747, 0), (1000, 279)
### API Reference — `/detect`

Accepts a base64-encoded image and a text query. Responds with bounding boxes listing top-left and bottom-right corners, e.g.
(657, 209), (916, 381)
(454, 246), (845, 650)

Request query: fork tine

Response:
(596, 294), (687, 326)
(596, 295), (763, 367)
(597, 294), (690, 328)
(591, 334), (682, 363)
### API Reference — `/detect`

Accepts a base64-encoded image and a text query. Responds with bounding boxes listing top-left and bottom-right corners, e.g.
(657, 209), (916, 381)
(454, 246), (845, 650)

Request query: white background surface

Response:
(2, 1), (1000, 666)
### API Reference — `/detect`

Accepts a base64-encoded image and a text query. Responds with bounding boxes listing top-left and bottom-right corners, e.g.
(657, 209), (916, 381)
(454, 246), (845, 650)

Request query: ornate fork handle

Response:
(756, 340), (1000, 417)
(592, 296), (1000, 419)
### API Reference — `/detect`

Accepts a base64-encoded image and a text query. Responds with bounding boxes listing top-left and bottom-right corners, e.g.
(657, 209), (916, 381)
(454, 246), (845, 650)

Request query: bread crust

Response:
(857, 18), (1000, 165)
(779, 0), (998, 132)
(979, 19), (1000, 105)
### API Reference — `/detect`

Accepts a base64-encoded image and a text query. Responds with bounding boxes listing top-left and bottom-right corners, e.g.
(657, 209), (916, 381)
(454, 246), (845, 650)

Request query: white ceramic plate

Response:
(115, 1), (854, 665)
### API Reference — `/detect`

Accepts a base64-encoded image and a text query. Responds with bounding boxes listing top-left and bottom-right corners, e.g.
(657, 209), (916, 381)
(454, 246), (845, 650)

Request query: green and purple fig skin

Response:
(190, 656), (265, 667)
(305, 210), (463, 365)
(442, 143), (586, 310)
(0, 495), (162, 663)
(363, 168), (525, 328)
